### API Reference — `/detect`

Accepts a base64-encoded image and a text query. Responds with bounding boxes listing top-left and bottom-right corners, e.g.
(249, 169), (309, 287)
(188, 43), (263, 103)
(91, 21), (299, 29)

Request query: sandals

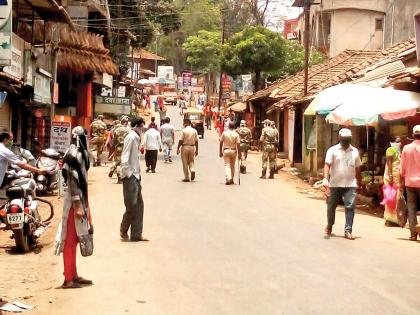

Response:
(344, 232), (355, 240)
(74, 277), (93, 285)
(61, 281), (82, 289)
(324, 226), (332, 236)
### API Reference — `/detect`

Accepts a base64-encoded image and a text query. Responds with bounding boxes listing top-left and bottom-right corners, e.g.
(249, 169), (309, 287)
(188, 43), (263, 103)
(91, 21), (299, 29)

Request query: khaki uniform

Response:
(271, 126), (279, 173)
(180, 126), (198, 180)
(260, 126), (277, 178)
(236, 126), (251, 172)
(110, 124), (130, 176)
(220, 130), (240, 181)
(90, 119), (107, 165)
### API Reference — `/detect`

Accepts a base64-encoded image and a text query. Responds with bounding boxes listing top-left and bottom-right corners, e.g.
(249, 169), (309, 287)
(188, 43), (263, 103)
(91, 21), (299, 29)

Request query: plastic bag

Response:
(396, 195), (408, 228)
(381, 184), (398, 209)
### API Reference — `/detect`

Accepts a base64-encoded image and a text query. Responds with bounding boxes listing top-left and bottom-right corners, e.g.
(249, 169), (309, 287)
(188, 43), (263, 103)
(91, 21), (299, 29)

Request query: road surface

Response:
(2, 106), (420, 315)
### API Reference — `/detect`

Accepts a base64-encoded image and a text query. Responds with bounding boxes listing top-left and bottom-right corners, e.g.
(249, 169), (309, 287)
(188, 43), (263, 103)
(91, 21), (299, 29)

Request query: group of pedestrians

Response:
(323, 126), (420, 241)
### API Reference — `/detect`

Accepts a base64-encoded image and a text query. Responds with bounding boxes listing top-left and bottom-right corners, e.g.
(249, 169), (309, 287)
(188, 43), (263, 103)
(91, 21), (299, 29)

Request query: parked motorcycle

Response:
(35, 149), (62, 195)
(0, 172), (54, 252)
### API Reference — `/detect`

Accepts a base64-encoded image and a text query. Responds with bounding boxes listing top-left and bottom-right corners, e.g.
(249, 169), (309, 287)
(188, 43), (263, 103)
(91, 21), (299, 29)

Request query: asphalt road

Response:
(20, 106), (420, 314)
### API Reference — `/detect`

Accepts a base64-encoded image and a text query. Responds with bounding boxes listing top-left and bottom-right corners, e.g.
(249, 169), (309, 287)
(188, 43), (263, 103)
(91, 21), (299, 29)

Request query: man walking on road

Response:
(120, 117), (148, 242)
(142, 125), (162, 173)
(323, 128), (362, 240)
(220, 122), (240, 185)
(236, 120), (251, 174)
(160, 117), (175, 163)
(400, 125), (420, 241)
(260, 120), (277, 179)
(177, 118), (198, 182)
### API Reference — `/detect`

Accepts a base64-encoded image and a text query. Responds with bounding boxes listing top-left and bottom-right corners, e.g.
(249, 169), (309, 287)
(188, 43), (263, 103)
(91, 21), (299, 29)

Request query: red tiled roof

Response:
(246, 39), (417, 112)
(56, 26), (119, 75)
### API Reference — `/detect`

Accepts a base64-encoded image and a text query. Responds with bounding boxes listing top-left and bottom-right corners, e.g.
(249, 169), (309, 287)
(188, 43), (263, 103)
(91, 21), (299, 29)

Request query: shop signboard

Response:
(221, 74), (232, 99)
(158, 66), (174, 80)
(34, 73), (51, 104)
(182, 71), (192, 87)
(94, 95), (131, 115)
(50, 115), (72, 153)
(3, 47), (21, 79)
(0, 0), (12, 66)
(117, 86), (126, 98)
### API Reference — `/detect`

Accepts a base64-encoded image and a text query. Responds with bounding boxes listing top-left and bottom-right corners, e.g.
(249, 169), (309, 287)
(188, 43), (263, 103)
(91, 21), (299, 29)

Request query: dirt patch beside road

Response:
(0, 195), (63, 309)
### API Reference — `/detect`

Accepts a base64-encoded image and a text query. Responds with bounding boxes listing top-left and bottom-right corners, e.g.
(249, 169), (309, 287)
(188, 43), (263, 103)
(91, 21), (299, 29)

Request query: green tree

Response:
(107, 0), (181, 76)
(221, 25), (287, 90)
(182, 31), (222, 74)
(267, 41), (324, 80)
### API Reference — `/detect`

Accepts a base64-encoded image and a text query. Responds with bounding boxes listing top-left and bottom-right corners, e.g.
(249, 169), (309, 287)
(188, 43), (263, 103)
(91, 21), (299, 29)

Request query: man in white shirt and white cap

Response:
(323, 128), (362, 240)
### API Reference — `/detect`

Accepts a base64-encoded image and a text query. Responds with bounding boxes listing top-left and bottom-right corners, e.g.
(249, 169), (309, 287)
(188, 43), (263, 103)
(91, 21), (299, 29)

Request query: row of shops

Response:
(0, 0), (118, 152)
(244, 38), (420, 189)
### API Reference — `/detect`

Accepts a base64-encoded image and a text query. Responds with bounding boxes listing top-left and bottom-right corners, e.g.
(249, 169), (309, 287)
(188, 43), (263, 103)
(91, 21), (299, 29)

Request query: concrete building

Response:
(297, 0), (420, 57)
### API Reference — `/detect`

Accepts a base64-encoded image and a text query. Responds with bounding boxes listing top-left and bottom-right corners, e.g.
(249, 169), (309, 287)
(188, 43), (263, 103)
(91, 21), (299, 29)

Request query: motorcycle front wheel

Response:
(13, 229), (30, 253)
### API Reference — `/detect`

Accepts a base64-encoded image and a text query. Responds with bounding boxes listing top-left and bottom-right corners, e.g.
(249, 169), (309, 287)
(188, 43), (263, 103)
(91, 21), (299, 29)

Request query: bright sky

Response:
(266, 0), (302, 31)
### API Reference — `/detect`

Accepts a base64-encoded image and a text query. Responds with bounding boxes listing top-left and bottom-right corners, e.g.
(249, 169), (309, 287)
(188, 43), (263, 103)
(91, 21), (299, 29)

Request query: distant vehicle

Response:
(184, 108), (204, 139)
(163, 87), (177, 105)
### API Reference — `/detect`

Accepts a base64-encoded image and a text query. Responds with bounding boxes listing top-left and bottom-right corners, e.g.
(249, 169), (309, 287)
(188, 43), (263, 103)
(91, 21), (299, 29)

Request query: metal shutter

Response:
(0, 100), (11, 131)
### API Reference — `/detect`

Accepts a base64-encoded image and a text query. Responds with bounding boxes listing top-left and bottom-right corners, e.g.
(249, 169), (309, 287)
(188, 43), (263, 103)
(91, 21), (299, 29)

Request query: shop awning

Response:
(322, 84), (420, 126)
(228, 102), (246, 112)
(304, 84), (354, 116)
(56, 26), (118, 75)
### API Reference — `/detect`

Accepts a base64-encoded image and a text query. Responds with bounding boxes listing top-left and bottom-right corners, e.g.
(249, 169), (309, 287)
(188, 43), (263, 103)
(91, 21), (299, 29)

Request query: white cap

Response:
(413, 125), (420, 135)
(339, 128), (352, 137)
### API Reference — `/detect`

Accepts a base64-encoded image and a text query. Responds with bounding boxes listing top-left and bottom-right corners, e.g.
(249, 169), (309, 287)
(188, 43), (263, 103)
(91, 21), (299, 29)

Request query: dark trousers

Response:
(327, 187), (356, 233)
(120, 175), (144, 239)
(406, 187), (420, 233)
(145, 150), (158, 170)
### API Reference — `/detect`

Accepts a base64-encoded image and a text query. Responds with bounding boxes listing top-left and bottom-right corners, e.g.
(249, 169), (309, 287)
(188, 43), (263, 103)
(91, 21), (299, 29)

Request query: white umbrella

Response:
(325, 85), (420, 126)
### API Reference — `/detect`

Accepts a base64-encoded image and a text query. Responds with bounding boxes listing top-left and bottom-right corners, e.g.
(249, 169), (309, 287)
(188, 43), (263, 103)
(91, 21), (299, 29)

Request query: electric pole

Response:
(218, 13), (225, 110)
(303, 0), (311, 96)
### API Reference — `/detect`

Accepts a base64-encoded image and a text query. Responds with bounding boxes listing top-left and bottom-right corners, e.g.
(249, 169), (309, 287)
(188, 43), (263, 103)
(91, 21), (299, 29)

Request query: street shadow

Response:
(323, 233), (362, 240)
(396, 237), (420, 243)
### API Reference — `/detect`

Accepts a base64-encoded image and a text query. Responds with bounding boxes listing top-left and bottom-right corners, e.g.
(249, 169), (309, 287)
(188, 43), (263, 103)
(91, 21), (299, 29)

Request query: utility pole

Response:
(303, 0), (311, 96)
(217, 14), (225, 110)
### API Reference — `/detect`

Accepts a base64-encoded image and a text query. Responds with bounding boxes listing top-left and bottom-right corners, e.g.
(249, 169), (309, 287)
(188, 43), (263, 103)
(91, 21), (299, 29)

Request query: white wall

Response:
(330, 9), (385, 56)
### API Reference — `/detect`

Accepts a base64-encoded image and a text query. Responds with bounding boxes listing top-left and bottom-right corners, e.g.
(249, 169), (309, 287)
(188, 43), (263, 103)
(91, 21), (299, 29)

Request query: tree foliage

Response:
(182, 31), (222, 74)
(268, 42), (324, 80)
(221, 25), (287, 90)
(108, 0), (181, 75)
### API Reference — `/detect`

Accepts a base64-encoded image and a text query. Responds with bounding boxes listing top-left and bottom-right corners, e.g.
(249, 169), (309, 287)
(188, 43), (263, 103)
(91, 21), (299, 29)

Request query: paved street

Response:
(7, 106), (420, 314)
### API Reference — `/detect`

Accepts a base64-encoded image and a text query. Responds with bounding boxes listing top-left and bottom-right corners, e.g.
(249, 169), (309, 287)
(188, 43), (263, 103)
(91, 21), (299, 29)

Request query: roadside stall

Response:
(309, 83), (420, 204)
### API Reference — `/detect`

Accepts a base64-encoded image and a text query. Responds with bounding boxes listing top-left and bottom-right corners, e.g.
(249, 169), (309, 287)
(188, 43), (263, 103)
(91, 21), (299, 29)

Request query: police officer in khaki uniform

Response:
(270, 120), (279, 173)
(109, 116), (130, 182)
(177, 118), (198, 182)
(219, 121), (240, 185)
(90, 114), (107, 166)
(260, 119), (277, 179)
(236, 120), (252, 174)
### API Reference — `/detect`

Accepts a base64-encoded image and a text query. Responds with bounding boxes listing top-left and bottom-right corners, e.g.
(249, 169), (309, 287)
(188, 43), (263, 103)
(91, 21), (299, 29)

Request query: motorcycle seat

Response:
(6, 186), (25, 199)
(41, 149), (61, 160)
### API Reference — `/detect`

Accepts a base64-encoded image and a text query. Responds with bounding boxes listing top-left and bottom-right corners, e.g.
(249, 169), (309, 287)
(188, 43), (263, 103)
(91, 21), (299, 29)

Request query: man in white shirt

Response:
(141, 125), (162, 173)
(0, 131), (47, 187)
(120, 117), (148, 242)
(323, 128), (362, 240)
(160, 117), (175, 163)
